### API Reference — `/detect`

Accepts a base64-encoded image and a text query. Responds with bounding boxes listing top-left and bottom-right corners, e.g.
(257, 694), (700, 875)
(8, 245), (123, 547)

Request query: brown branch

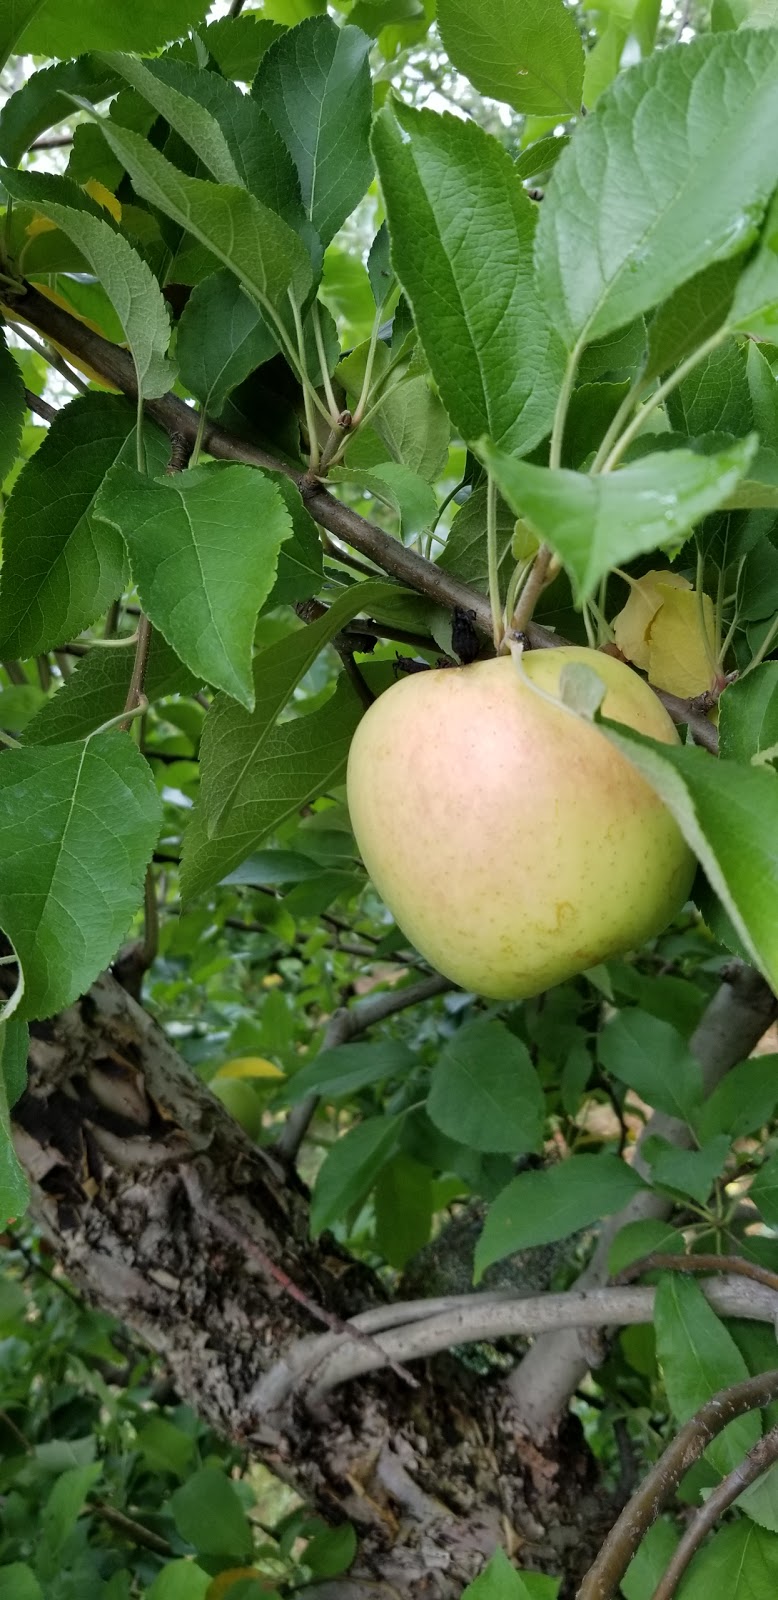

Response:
(276, 972), (451, 1163)
(92, 1501), (173, 1558)
(651, 1420), (778, 1600)
(576, 1369), (778, 1600)
(120, 613), (152, 727)
(613, 1252), (778, 1295)
(31, 133), (74, 149)
(3, 281), (722, 750)
(24, 387), (57, 423)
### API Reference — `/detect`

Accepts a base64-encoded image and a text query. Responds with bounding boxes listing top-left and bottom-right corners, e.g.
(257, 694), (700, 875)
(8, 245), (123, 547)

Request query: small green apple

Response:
(210, 1077), (264, 1140)
(346, 646), (695, 1000)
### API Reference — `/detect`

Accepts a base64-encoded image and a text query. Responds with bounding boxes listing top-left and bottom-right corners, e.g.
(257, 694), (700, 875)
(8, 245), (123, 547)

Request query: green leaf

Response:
(654, 1273), (761, 1474)
(1, 169), (172, 399)
(252, 16), (373, 246)
(303, 1523), (357, 1579)
(621, 1520), (681, 1600)
(170, 1466), (253, 1560)
(460, 1548), (535, 1600)
(135, 1417), (195, 1479)
(666, 340), (752, 438)
(0, 734), (161, 1022)
(267, 475), (323, 605)
(100, 52), (241, 185)
(372, 102), (564, 456)
(0, 1567), (42, 1600)
(674, 1523), (778, 1600)
(201, 16), (286, 83)
(645, 1134), (731, 1204)
(719, 664), (778, 764)
(427, 1019), (545, 1156)
(310, 1114), (403, 1235)
(697, 1056), (778, 1142)
(0, 328), (25, 487)
(175, 270), (278, 417)
(474, 1155), (644, 1281)
(0, 58), (119, 167)
(0, 394), (168, 660)
(95, 463), (291, 709)
(374, 1155), (433, 1269)
(582, 16), (627, 108)
(480, 436), (755, 603)
(603, 722), (778, 992)
(0, 1021), (28, 1224)
(95, 119), (313, 321)
(41, 1463), (102, 1557)
(329, 463), (437, 541)
(19, 0), (209, 55)
(24, 635), (197, 746)
(145, 1563), (210, 1600)
(535, 31), (778, 349)
(286, 1039), (415, 1103)
(644, 260), (741, 383)
(437, 0), (584, 115)
(438, 485), (516, 595)
(187, 577), (400, 839)
(181, 674), (363, 899)
(0, 0), (46, 73)
(598, 1009), (703, 1122)
(607, 1219), (686, 1276)
(365, 374), (450, 482)
(748, 1151), (778, 1226)
(730, 209), (778, 340)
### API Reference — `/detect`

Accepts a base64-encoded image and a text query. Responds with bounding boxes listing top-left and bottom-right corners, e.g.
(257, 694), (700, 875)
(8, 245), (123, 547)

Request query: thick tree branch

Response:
(577, 1369), (778, 1600)
(252, 1276), (778, 1416)
(2, 282), (720, 748)
(507, 962), (777, 1436)
(276, 973), (452, 1162)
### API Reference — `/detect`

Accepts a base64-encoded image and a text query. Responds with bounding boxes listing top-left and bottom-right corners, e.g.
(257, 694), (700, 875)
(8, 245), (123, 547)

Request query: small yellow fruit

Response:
(346, 647), (695, 1000)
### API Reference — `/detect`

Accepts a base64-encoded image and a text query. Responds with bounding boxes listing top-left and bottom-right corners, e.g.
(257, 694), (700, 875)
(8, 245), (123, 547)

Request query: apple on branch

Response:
(346, 647), (695, 1000)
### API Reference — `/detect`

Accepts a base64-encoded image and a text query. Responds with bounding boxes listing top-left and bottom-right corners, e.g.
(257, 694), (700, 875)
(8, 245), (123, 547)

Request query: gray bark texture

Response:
(10, 971), (609, 1598)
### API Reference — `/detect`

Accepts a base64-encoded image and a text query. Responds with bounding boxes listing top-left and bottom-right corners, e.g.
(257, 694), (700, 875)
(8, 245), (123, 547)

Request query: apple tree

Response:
(1, 0), (778, 1595)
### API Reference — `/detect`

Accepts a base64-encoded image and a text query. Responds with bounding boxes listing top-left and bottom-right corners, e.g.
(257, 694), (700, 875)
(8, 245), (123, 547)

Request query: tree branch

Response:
(276, 973), (452, 1162)
(506, 962), (777, 1436)
(251, 1275), (778, 1417)
(576, 1370), (778, 1600)
(649, 1421), (778, 1600)
(2, 282), (721, 749)
(613, 1251), (778, 1295)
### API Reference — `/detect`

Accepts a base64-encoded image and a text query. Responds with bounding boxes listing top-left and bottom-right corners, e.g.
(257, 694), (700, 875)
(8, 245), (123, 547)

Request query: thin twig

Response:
(650, 1421), (778, 1600)
(24, 387), (56, 423)
(92, 1501), (173, 1557)
(120, 615), (152, 729)
(31, 133), (74, 149)
(613, 1251), (778, 1295)
(576, 1369), (778, 1600)
(276, 973), (451, 1163)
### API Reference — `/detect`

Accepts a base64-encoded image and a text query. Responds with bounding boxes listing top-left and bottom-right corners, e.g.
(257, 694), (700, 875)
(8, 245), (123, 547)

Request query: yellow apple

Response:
(346, 646), (695, 1000)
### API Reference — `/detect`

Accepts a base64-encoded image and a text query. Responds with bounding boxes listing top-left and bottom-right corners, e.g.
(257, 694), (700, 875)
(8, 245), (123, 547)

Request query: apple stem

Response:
(512, 542), (555, 634)
(486, 473), (504, 650)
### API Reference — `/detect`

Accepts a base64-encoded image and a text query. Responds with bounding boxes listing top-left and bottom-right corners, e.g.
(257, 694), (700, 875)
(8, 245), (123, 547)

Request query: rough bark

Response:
(11, 972), (608, 1597)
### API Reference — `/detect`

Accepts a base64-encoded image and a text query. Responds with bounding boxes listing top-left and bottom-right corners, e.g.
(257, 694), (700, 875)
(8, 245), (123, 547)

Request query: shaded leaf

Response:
(253, 16), (373, 246)
(171, 1467), (252, 1561)
(310, 1114), (402, 1235)
(598, 1008), (703, 1122)
(24, 635), (197, 746)
(285, 1039), (415, 1103)
(175, 270), (278, 418)
(0, 1021), (28, 1224)
(474, 1155), (644, 1280)
(0, 394), (167, 660)
(0, 734), (161, 1021)
(0, 328), (25, 486)
(644, 260), (741, 383)
(374, 1155), (433, 1269)
(646, 1135), (730, 1204)
(18, 0), (210, 55)
(697, 1056), (778, 1141)
(673, 1523), (778, 1600)
(427, 1019), (544, 1155)
(719, 664), (778, 764)
(0, 59), (116, 169)
(460, 1547), (537, 1598)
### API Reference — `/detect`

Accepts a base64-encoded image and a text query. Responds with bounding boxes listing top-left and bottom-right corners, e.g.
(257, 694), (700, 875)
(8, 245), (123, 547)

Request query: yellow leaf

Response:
(25, 214), (57, 239)
(207, 1570), (278, 1598)
(261, 972), (284, 989)
(211, 1057), (285, 1081)
(83, 178), (122, 222)
(647, 585), (717, 698)
(612, 569), (690, 670)
(4, 282), (118, 392)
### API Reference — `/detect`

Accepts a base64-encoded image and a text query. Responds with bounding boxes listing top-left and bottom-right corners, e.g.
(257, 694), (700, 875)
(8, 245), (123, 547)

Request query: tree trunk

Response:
(10, 973), (609, 1597)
